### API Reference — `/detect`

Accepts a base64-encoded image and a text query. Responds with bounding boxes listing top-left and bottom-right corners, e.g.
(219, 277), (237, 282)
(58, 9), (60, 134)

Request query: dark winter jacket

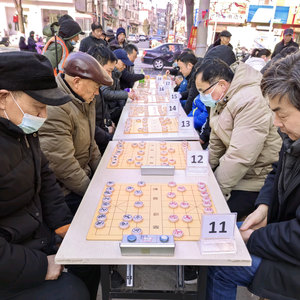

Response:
(247, 135), (300, 300)
(271, 39), (299, 59)
(120, 65), (144, 89)
(95, 89), (112, 151)
(19, 37), (28, 51)
(79, 32), (107, 53)
(100, 67), (128, 113)
(181, 57), (203, 115)
(0, 118), (72, 295)
(108, 38), (128, 51)
(27, 36), (37, 52)
(207, 38), (233, 53)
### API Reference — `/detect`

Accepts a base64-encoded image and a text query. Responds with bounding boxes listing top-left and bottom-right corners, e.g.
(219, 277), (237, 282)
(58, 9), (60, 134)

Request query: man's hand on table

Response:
(239, 204), (268, 243)
(165, 70), (170, 76)
(128, 91), (135, 99)
(45, 255), (63, 281)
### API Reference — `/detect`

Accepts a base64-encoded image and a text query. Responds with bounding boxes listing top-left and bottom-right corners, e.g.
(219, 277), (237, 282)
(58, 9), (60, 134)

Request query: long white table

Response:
(113, 105), (200, 141)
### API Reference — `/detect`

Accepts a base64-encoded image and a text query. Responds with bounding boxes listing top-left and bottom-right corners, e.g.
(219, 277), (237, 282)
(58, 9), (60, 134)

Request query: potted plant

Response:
(8, 23), (12, 35)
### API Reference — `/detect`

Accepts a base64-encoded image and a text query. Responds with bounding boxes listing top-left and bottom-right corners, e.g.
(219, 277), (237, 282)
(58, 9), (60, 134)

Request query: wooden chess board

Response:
(128, 105), (168, 117)
(86, 182), (217, 241)
(124, 117), (178, 134)
(107, 141), (189, 169)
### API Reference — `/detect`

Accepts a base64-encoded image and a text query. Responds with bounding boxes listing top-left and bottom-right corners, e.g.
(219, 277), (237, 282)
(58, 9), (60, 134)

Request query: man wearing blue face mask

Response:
(43, 19), (85, 75)
(0, 51), (97, 299)
(194, 58), (281, 219)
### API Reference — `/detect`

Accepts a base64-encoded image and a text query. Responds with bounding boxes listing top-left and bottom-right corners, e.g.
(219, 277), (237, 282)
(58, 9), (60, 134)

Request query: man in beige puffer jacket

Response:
(195, 59), (281, 218)
(39, 52), (113, 215)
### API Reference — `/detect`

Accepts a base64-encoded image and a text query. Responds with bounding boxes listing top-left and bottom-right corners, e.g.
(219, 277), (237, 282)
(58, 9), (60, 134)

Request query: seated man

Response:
(195, 58), (281, 219)
(39, 52), (113, 215)
(206, 52), (300, 300)
(87, 45), (118, 154)
(176, 52), (199, 114)
(0, 52), (96, 299)
(120, 44), (145, 89)
(101, 48), (136, 125)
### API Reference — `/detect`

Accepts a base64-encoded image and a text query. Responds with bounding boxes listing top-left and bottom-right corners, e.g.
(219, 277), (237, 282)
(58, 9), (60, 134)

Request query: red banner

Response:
(187, 26), (197, 52)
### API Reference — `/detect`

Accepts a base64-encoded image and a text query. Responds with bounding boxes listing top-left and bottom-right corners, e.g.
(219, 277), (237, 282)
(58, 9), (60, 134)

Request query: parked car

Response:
(139, 35), (146, 41)
(149, 35), (166, 48)
(141, 43), (185, 70)
(128, 34), (139, 43)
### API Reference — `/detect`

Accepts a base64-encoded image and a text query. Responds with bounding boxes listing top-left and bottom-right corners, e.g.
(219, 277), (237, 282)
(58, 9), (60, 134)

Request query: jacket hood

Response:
(226, 61), (263, 100)
(245, 57), (266, 69)
(43, 22), (59, 38)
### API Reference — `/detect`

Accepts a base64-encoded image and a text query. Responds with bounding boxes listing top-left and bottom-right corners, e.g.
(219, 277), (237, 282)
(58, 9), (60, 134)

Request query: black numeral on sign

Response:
(209, 221), (227, 233)
(191, 155), (203, 163)
(169, 105), (176, 111)
(181, 121), (190, 127)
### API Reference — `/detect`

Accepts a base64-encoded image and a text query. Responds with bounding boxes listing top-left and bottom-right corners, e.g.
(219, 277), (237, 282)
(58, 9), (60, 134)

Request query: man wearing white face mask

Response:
(0, 51), (98, 299)
(194, 58), (281, 219)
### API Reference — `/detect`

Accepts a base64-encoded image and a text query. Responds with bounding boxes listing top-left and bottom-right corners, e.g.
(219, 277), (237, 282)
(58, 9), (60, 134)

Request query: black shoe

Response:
(184, 266), (198, 285)
(111, 270), (125, 288)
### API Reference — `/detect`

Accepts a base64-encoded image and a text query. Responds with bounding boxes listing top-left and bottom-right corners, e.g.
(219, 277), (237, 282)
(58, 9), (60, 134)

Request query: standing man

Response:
(105, 29), (115, 44)
(27, 30), (37, 52)
(120, 44), (145, 89)
(39, 52), (113, 215)
(79, 22), (106, 53)
(109, 27), (128, 50)
(0, 51), (95, 299)
(207, 30), (233, 52)
(271, 28), (299, 58)
(43, 19), (85, 75)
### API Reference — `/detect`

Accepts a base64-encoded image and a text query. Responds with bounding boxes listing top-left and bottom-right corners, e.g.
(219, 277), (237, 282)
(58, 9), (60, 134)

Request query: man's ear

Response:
(0, 90), (9, 110)
(73, 77), (81, 90)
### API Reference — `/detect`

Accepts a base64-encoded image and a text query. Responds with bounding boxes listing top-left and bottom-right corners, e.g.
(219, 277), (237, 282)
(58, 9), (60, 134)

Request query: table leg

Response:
(101, 265), (111, 300)
(197, 266), (207, 300)
(176, 265), (184, 288)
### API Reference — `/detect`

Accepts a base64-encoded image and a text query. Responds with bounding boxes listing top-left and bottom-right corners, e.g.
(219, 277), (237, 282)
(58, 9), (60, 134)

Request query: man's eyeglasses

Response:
(198, 81), (218, 94)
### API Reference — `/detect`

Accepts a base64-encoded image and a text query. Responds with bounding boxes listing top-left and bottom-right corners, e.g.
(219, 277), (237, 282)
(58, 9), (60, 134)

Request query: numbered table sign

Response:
(179, 117), (193, 133)
(167, 103), (178, 116)
(156, 75), (163, 84)
(169, 92), (181, 102)
(186, 150), (209, 175)
(200, 213), (237, 254)
(157, 85), (166, 96)
(164, 80), (172, 88)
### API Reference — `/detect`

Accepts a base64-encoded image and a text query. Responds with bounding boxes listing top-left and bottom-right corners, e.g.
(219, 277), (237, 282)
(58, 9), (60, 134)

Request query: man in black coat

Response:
(109, 27), (128, 51)
(205, 51), (300, 300)
(120, 44), (145, 89)
(207, 30), (233, 53)
(101, 48), (136, 125)
(0, 52), (100, 300)
(176, 52), (199, 115)
(79, 22), (106, 53)
(271, 28), (299, 59)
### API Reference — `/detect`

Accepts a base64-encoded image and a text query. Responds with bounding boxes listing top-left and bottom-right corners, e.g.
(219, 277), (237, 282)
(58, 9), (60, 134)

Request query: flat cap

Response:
(63, 52), (113, 86)
(220, 30), (232, 37)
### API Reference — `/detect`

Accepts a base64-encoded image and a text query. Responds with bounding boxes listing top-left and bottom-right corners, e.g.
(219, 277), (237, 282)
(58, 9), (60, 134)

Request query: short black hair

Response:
(280, 46), (298, 57)
(124, 44), (138, 55)
(195, 58), (234, 85)
(251, 48), (271, 58)
(91, 22), (103, 31)
(87, 44), (117, 66)
(177, 52), (198, 66)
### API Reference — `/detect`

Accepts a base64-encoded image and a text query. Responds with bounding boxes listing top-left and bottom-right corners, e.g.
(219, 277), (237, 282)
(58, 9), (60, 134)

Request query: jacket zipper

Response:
(24, 135), (30, 148)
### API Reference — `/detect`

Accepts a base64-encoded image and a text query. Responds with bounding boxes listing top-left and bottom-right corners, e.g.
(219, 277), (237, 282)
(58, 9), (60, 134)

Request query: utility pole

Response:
(166, 2), (171, 41)
(195, 0), (210, 57)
